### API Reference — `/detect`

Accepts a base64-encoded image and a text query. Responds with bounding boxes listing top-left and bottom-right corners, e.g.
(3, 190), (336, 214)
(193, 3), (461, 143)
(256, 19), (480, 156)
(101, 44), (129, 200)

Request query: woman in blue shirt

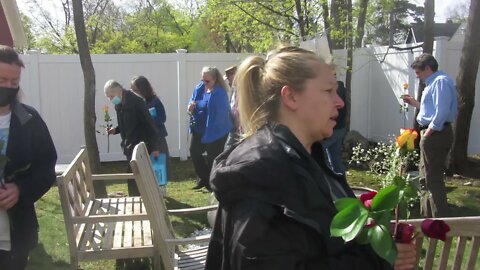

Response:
(188, 67), (233, 190)
(130, 75), (170, 179)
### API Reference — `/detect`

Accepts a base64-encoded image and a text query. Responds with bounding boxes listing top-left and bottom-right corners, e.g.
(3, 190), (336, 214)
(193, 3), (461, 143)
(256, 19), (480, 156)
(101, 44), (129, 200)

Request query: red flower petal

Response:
(421, 219), (451, 241)
(359, 191), (377, 203)
(394, 222), (415, 243)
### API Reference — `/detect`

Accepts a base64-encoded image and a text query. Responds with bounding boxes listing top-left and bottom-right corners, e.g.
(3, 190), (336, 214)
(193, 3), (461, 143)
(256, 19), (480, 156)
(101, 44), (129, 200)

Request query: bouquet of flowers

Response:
(330, 129), (450, 265)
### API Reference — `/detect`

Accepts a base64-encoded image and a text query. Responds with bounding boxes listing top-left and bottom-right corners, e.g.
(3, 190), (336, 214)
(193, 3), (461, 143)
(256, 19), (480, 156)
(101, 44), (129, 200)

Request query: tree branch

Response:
(231, 2), (296, 36)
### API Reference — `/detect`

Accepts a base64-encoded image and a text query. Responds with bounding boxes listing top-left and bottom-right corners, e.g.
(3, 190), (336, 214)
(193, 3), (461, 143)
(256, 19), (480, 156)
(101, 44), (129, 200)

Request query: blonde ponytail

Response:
(236, 56), (268, 137)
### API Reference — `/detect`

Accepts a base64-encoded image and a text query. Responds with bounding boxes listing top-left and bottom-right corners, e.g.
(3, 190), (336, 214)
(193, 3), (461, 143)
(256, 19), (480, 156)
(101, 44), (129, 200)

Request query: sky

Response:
(16, 0), (469, 25)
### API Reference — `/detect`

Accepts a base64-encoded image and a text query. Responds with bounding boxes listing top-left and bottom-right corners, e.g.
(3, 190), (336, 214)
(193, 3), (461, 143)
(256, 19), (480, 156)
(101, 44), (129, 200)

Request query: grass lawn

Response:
(26, 159), (480, 270)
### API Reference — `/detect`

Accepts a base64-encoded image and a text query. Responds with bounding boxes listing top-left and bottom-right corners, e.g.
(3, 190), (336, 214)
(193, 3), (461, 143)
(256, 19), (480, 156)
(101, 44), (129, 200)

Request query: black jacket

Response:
(114, 90), (159, 157)
(205, 123), (390, 270)
(6, 101), (57, 255)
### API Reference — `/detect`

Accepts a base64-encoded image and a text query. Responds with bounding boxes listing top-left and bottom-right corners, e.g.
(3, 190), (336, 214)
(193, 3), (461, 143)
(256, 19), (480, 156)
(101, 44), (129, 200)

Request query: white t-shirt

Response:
(0, 111), (12, 251)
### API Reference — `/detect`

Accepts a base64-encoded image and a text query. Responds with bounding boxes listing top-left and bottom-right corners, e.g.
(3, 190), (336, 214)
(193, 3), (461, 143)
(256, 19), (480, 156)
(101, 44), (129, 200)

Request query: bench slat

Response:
(101, 198), (117, 250)
(113, 198), (126, 248)
(453, 237), (467, 270)
(467, 236), (480, 270)
(438, 237), (452, 270)
(123, 197), (134, 248)
(133, 198), (143, 247)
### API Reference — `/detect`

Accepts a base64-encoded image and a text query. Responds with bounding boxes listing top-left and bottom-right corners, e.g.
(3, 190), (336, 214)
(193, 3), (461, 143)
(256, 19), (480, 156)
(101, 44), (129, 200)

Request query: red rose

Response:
(421, 219), (450, 241)
(394, 222), (415, 243)
(359, 191), (377, 208)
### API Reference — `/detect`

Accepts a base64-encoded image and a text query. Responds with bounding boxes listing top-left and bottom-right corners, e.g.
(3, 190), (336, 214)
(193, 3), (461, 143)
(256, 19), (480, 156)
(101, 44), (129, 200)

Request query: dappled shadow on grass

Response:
(27, 243), (70, 270)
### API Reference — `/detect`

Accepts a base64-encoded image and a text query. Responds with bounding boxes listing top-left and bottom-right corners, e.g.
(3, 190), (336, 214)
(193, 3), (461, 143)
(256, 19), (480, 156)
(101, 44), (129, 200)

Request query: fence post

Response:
(434, 36), (449, 69)
(176, 49), (188, 160)
(26, 50), (41, 111)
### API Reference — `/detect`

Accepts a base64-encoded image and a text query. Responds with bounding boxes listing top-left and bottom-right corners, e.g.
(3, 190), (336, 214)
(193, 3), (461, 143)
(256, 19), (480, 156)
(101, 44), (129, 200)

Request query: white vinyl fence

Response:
(19, 51), (247, 163)
(18, 39), (480, 164)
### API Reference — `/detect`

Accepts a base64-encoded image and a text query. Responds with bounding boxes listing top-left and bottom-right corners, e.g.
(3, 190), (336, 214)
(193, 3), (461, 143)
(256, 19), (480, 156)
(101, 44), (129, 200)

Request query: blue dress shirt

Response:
(417, 70), (457, 131)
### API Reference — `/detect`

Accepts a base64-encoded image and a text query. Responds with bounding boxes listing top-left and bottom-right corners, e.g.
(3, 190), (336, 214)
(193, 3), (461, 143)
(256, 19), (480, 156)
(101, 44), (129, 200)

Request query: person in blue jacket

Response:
(188, 66), (233, 190)
(130, 75), (170, 179)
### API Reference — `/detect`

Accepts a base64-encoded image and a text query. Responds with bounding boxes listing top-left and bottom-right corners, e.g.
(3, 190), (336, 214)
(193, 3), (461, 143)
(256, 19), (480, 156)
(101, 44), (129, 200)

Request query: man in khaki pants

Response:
(403, 53), (457, 217)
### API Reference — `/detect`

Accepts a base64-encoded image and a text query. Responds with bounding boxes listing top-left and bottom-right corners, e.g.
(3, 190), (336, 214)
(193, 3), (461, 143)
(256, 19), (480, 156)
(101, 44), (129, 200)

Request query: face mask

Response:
(0, 87), (19, 107)
(111, 96), (122, 105)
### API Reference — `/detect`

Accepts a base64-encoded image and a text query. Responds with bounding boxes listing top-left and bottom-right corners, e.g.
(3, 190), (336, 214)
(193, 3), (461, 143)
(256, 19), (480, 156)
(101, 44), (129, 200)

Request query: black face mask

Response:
(0, 87), (19, 107)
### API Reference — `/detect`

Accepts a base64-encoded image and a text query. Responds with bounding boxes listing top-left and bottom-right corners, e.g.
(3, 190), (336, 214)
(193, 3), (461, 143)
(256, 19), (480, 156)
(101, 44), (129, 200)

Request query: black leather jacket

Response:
(205, 123), (390, 270)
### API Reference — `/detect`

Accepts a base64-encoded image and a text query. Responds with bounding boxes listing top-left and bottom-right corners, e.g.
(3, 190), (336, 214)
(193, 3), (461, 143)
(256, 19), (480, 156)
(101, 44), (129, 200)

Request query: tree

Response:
(445, 0), (470, 23)
(72, 0), (107, 197)
(363, 0), (424, 45)
(450, 0), (480, 174)
(355, 0), (369, 48)
(204, 0), (323, 52)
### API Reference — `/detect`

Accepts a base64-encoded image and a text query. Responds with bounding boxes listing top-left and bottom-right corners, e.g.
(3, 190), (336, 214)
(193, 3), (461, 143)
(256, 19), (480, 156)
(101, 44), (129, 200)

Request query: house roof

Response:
(405, 22), (461, 43)
(0, 0), (26, 48)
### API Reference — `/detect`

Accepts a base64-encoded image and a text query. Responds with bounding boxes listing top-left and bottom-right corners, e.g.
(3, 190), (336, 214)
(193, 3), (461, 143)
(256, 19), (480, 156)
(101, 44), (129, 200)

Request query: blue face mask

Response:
(111, 96), (121, 105)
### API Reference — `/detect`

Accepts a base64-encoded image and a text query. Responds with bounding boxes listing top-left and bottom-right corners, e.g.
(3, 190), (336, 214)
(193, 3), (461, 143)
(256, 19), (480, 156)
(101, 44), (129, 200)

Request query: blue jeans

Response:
(322, 127), (347, 175)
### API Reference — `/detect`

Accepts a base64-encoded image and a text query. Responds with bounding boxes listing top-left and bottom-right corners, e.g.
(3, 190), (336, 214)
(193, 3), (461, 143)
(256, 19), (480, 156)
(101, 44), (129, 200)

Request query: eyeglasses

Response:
(202, 80), (211, 84)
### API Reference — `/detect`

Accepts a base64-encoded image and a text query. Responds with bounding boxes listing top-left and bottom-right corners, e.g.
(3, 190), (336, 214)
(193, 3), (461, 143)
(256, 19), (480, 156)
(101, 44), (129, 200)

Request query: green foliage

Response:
(350, 139), (418, 187)
(363, 0), (424, 45)
(330, 183), (401, 265)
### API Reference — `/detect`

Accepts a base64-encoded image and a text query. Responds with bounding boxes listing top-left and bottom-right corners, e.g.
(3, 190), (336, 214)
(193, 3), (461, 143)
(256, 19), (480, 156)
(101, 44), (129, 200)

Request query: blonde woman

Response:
(205, 47), (416, 269)
(188, 66), (233, 190)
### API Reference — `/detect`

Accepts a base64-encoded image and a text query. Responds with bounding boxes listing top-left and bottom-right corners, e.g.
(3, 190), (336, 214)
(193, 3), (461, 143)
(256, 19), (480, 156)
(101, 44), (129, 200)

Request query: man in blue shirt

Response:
(403, 53), (457, 217)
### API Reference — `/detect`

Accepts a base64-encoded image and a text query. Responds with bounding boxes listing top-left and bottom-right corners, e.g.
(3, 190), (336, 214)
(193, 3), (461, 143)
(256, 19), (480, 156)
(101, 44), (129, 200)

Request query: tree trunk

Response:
(321, 0), (332, 52)
(413, 0), (435, 131)
(330, 0), (346, 49)
(355, 0), (369, 48)
(345, 0), (353, 131)
(72, 0), (107, 197)
(294, 0), (306, 40)
(423, 0), (435, 54)
(450, 0), (480, 174)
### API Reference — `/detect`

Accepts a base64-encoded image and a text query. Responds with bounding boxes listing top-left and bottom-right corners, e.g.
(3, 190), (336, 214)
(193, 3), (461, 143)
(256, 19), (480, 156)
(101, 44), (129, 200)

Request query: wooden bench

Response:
(57, 147), (161, 269)
(407, 216), (480, 270)
(130, 142), (216, 270)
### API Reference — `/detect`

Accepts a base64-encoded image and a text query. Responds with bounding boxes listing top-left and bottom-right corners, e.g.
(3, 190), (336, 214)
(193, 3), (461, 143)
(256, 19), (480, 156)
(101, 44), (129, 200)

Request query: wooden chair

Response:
(407, 216), (480, 270)
(57, 147), (160, 269)
(130, 142), (216, 270)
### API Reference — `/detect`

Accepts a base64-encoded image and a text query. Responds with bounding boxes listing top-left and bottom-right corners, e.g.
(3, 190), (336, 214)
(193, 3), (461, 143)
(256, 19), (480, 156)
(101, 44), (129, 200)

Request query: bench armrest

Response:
(91, 173), (134, 181)
(167, 205), (218, 215)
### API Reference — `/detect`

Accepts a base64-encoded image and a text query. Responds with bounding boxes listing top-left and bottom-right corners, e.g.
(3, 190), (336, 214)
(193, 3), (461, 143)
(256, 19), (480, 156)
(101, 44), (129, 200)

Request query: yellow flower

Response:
(103, 105), (109, 113)
(396, 128), (418, 150)
(403, 83), (409, 90)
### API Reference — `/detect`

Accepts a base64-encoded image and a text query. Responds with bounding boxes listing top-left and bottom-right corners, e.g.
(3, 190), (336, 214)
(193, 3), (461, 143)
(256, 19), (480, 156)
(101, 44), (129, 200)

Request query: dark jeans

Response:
(0, 250), (29, 270)
(189, 132), (228, 188)
(419, 126), (453, 217)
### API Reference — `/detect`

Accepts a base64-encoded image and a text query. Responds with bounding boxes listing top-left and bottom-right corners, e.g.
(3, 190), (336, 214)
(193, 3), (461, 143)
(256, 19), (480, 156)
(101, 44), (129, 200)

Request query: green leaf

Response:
(330, 204), (369, 242)
(334, 197), (363, 212)
(356, 226), (371, 245)
(371, 185), (400, 212)
(368, 224), (397, 265)
(393, 175), (406, 189)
